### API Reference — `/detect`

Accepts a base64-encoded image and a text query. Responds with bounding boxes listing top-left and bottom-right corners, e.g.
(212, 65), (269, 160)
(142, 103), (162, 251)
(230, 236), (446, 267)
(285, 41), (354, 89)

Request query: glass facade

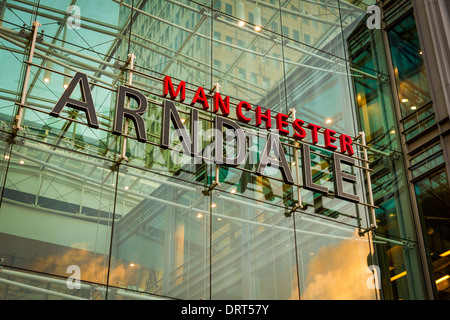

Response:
(0, 0), (446, 300)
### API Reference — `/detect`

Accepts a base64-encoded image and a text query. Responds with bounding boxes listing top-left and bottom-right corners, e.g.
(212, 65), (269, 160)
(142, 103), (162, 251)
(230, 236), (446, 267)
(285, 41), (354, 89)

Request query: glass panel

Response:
(348, 17), (427, 300)
(296, 215), (376, 299)
(414, 169), (450, 300)
(0, 265), (107, 300)
(212, 1), (283, 115)
(210, 190), (298, 299)
(108, 163), (209, 300)
(0, 0), (432, 301)
(387, 14), (433, 119)
(0, 137), (116, 286)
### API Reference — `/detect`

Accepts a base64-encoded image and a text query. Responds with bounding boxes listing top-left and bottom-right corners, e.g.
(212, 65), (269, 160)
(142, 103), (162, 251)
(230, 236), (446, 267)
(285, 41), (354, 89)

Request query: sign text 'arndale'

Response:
(49, 72), (360, 203)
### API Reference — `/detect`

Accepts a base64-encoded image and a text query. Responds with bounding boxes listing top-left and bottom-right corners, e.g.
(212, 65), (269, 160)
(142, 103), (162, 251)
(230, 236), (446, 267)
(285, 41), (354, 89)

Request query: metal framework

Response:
(0, 0), (406, 300)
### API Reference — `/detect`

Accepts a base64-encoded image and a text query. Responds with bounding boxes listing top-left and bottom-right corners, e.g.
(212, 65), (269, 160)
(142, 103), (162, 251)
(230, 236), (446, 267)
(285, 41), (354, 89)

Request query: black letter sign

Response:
(113, 85), (148, 142)
(50, 72), (99, 128)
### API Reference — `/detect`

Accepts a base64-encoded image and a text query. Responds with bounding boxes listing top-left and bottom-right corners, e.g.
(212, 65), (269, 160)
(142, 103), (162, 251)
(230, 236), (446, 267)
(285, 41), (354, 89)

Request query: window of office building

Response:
(387, 13), (435, 141)
(411, 144), (450, 299)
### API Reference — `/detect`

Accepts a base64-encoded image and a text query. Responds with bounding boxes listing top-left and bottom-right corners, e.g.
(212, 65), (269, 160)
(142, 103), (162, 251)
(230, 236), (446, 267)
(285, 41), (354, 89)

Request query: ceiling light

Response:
(124, 186), (129, 190)
(401, 98), (408, 103)
(391, 271), (407, 282)
(196, 213), (203, 218)
(439, 250), (450, 257)
(129, 263), (135, 267)
(237, 1), (245, 27)
(390, 130), (396, 134)
(411, 106), (417, 110)
(211, 203), (216, 208)
(436, 275), (449, 284)
(325, 119), (332, 124)
(19, 160), (25, 165)
(4, 155), (9, 160)
(254, 6), (261, 32)
(64, 67), (71, 89)
(43, 60), (53, 83)
(230, 189), (237, 194)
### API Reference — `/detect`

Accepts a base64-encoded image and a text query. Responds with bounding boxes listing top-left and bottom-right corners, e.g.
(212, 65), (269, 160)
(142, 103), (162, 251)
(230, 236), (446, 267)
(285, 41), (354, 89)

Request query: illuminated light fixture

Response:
(19, 160), (25, 165)
(230, 188), (237, 194)
(401, 98), (408, 103)
(181, 118), (186, 123)
(123, 175), (130, 190)
(411, 106), (417, 110)
(325, 119), (332, 124)
(391, 271), (407, 282)
(237, 1), (245, 27)
(440, 250), (450, 257)
(196, 213), (203, 218)
(4, 155), (10, 160)
(436, 275), (449, 284)
(63, 67), (71, 89)
(390, 130), (396, 134)
(43, 60), (53, 83)
(419, 51), (423, 55)
(291, 161), (296, 166)
(211, 203), (217, 208)
(254, 5), (262, 31)
(217, 217), (222, 221)
(129, 263), (135, 267)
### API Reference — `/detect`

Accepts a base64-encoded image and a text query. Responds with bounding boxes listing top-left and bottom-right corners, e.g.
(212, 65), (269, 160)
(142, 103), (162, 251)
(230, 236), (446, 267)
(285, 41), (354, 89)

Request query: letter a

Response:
(50, 72), (99, 128)
(366, 5), (381, 30)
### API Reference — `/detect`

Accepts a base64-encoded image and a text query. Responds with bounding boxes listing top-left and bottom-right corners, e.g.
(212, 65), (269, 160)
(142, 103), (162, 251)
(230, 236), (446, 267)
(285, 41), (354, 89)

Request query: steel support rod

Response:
(290, 108), (303, 210)
(360, 131), (377, 229)
(14, 20), (41, 132)
(120, 53), (136, 162)
(0, 277), (87, 300)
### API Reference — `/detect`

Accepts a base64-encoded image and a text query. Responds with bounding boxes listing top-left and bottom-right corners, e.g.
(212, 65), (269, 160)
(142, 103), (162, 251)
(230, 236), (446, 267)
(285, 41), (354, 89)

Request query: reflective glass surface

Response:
(0, 0), (430, 300)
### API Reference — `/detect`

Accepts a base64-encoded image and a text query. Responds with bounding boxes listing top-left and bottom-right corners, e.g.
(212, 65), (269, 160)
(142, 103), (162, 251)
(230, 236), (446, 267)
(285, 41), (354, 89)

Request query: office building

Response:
(0, 0), (448, 300)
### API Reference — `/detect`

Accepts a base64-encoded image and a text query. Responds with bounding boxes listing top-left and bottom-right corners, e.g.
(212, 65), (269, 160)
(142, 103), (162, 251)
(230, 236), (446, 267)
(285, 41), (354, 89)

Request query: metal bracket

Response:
(0, 130), (25, 145)
(358, 225), (376, 237)
(284, 203), (304, 218)
(203, 164), (221, 195)
(402, 240), (415, 249)
(106, 156), (128, 172)
(389, 151), (401, 161)
(378, 74), (388, 83)
(202, 180), (220, 195)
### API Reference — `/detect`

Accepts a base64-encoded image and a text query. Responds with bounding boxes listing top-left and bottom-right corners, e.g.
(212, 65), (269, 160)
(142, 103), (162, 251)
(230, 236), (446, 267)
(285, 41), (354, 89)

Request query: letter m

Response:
(163, 75), (186, 102)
